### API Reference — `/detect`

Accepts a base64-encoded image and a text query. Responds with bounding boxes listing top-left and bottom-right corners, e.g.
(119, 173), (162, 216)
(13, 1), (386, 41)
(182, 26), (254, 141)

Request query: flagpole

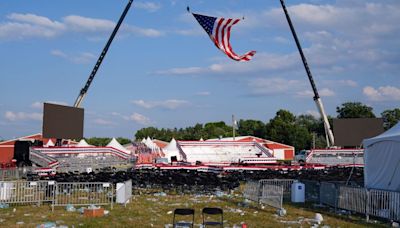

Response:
(232, 114), (236, 141)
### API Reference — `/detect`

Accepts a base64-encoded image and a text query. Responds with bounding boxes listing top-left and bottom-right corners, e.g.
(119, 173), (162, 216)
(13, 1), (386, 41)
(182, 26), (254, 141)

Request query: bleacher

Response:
(306, 149), (364, 166)
(29, 146), (131, 172)
(178, 141), (275, 164)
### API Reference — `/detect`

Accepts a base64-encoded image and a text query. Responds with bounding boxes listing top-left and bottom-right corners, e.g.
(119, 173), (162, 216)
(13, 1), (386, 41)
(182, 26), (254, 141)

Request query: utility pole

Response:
(232, 114), (236, 141)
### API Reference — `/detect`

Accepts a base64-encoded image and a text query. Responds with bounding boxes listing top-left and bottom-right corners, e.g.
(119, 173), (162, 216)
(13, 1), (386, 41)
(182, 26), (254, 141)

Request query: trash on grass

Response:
(36, 222), (56, 228)
(65, 204), (76, 212)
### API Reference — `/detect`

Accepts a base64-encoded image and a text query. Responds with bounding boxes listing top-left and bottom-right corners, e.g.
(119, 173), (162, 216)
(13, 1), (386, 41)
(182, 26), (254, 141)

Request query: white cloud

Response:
(111, 112), (129, 120)
(0, 13), (163, 40)
(0, 13), (64, 39)
(93, 118), (115, 126)
(248, 78), (302, 95)
(125, 25), (164, 37)
(338, 80), (358, 87)
(50, 49), (96, 64)
(63, 15), (114, 32)
(31, 102), (43, 109)
(132, 99), (189, 109)
(274, 36), (289, 44)
(196, 91), (211, 96)
(296, 88), (335, 98)
(306, 110), (321, 118)
(155, 67), (204, 75)
(320, 88), (335, 97)
(134, 2), (161, 12)
(129, 112), (152, 125)
(4, 111), (42, 121)
(156, 52), (299, 75)
(363, 86), (400, 101)
(7, 13), (64, 29)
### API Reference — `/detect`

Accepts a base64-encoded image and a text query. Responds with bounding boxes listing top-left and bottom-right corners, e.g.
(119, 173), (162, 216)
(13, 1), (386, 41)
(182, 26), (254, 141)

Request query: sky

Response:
(0, 0), (399, 140)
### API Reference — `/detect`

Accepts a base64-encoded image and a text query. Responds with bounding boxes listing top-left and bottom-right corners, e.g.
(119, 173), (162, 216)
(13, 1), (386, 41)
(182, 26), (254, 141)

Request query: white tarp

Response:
(107, 138), (130, 154)
(162, 138), (181, 162)
(363, 123), (400, 191)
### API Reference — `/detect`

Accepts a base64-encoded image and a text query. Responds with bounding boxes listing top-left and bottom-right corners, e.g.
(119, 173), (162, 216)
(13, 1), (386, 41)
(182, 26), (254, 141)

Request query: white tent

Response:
(107, 138), (130, 154)
(77, 139), (93, 147)
(45, 139), (54, 147)
(162, 138), (181, 162)
(363, 123), (400, 191)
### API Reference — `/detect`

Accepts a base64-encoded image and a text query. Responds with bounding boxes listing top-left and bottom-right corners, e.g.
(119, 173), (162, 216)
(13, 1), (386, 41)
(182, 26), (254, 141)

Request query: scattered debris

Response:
(315, 213), (324, 224)
(276, 208), (286, 217)
(393, 222), (400, 228)
(65, 204), (76, 212)
(214, 190), (224, 197)
(167, 211), (173, 215)
(36, 222), (56, 228)
(153, 192), (167, 197)
(104, 210), (110, 215)
(77, 207), (86, 214)
(13, 208), (16, 213)
(0, 203), (9, 209)
(24, 213), (31, 216)
(16, 221), (24, 225)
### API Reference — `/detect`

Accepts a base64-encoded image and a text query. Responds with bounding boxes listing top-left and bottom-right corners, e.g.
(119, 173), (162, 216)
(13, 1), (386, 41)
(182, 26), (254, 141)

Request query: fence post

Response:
(52, 183), (57, 212)
(111, 184), (114, 210)
(365, 189), (369, 222)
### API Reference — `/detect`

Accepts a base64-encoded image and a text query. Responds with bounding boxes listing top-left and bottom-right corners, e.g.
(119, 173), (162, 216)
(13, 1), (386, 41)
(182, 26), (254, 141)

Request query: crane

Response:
(73, 0), (134, 108)
(279, 0), (335, 147)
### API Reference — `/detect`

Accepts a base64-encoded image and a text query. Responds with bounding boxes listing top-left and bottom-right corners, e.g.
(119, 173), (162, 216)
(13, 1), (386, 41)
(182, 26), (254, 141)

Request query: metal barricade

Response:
(243, 181), (260, 202)
(259, 179), (294, 200)
(320, 182), (338, 208)
(53, 182), (114, 210)
(259, 184), (283, 209)
(0, 168), (21, 181)
(0, 180), (55, 205)
(368, 189), (400, 222)
(302, 180), (320, 202)
(338, 185), (367, 214)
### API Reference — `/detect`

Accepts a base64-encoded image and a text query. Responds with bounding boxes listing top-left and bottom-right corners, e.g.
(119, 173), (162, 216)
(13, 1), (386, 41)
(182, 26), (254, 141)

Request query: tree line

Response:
(134, 102), (400, 151)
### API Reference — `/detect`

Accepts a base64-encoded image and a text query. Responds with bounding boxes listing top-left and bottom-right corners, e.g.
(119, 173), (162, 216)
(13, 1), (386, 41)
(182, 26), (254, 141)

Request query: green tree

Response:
(265, 110), (311, 150)
(85, 137), (111, 146)
(237, 119), (266, 138)
(116, 137), (131, 145)
(381, 108), (400, 130)
(203, 121), (232, 139)
(336, 102), (376, 118)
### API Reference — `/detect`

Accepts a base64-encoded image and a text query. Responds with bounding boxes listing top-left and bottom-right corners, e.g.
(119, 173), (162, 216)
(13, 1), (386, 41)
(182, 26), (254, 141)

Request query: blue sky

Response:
(1, 0), (399, 140)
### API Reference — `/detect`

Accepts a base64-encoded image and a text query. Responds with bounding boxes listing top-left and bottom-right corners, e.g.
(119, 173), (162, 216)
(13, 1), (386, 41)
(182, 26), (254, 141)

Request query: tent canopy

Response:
(77, 139), (93, 147)
(363, 122), (400, 147)
(107, 138), (130, 154)
(363, 122), (400, 191)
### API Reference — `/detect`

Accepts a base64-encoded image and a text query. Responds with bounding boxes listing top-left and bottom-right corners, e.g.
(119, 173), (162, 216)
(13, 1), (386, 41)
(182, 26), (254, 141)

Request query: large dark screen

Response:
(333, 118), (384, 147)
(42, 103), (84, 139)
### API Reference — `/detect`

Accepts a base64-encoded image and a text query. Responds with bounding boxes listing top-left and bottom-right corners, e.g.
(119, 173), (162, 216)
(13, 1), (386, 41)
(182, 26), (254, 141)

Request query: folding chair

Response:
(172, 208), (195, 228)
(202, 207), (223, 227)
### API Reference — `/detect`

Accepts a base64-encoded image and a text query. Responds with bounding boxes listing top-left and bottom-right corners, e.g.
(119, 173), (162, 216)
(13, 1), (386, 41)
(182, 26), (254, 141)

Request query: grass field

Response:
(0, 191), (388, 227)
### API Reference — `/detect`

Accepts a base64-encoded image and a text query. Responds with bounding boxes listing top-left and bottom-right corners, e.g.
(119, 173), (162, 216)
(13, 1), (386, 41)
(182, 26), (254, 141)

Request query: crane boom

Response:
(279, 0), (335, 147)
(74, 0), (134, 108)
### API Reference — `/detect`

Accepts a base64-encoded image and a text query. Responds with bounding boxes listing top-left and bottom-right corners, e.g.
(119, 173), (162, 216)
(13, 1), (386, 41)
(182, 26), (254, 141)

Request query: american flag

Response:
(192, 13), (256, 61)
